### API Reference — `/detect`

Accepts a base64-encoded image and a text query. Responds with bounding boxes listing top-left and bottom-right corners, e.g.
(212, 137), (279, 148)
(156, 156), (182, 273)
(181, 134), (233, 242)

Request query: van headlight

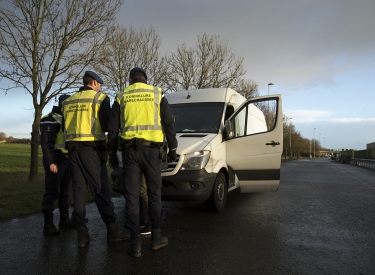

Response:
(181, 150), (211, 170)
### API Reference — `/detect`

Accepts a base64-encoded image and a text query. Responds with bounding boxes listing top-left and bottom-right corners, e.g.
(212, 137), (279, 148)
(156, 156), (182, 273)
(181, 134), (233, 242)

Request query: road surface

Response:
(0, 157), (374, 274)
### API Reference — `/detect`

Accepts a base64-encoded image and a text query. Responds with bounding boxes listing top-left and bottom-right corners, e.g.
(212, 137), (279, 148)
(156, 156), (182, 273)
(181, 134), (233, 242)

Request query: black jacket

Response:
(40, 106), (64, 165)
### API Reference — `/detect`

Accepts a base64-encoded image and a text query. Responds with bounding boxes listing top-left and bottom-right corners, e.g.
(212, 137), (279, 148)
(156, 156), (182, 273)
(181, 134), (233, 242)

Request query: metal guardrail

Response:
(351, 158), (375, 170)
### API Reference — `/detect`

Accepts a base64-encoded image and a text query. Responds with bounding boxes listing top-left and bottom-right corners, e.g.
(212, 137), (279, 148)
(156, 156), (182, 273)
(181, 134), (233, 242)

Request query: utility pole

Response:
(289, 119), (293, 159)
(313, 128), (316, 158)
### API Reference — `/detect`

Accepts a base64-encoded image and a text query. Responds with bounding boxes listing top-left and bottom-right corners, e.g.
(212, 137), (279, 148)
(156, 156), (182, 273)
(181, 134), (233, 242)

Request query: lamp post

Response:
(289, 118), (293, 159)
(268, 83), (274, 95)
(313, 128), (316, 158)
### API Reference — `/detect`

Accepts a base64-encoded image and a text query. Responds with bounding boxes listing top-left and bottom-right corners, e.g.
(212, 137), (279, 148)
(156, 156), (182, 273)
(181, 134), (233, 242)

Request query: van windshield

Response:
(169, 102), (224, 133)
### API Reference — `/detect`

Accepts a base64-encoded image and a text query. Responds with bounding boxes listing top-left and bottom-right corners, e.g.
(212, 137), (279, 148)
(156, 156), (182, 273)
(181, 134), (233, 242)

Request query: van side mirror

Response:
(224, 120), (234, 139)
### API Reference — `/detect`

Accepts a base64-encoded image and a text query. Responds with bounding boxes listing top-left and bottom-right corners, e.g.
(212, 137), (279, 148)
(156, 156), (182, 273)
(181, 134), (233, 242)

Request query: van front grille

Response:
(161, 155), (180, 173)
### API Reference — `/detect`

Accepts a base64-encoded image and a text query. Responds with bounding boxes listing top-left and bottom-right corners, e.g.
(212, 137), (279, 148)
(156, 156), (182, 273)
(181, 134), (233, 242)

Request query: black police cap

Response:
(130, 67), (147, 80)
(84, 71), (104, 84)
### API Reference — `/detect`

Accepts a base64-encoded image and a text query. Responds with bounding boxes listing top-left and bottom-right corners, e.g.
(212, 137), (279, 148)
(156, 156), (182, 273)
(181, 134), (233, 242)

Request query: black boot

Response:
(59, 211), (75, 229)
(43, 211), (60, 235)
(77, 226), (90, 247)
(128, 234), (141, 258)
(106, 223), (130, 243)
(151, 228), (168, 250)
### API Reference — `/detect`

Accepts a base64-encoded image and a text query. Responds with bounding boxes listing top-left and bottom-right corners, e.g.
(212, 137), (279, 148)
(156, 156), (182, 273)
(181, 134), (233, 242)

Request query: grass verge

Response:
(0, 144), (120, 221)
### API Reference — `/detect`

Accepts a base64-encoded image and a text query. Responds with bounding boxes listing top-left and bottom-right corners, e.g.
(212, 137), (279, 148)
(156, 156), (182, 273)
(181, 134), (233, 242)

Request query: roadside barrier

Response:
(351, 158), (375, 170)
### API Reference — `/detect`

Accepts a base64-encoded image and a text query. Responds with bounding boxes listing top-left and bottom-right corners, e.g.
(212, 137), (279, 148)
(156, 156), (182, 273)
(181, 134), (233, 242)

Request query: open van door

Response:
(224, 95), (283, 193)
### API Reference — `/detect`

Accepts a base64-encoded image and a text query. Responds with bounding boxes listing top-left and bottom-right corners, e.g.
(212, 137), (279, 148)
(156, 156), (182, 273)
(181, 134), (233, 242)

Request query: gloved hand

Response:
(167, 149), (177, 162)
(108, 154), (119, 169)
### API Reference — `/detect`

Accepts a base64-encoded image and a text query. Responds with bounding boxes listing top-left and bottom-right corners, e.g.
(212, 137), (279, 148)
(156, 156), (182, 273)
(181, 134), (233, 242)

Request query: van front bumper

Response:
(161, 169), (217, 201)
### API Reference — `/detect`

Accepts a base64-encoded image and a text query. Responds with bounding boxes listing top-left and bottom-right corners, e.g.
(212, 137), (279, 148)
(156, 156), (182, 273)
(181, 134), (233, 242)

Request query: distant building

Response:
(366, 142), (375, 149)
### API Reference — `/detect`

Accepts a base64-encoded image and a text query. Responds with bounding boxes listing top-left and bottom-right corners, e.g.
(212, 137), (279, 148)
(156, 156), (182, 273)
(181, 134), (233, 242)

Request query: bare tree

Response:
(164, 33), (247, 92)
(6, 136), (14, 143)
(163, 42), (197, 91)
(0, 0), (123, 182)
(237, 79), (259, 99)
(0, 132), (7, 140)
(282, 114), (292, 159)
(281, 115), (313, 159)
(93, 25), (168, 96)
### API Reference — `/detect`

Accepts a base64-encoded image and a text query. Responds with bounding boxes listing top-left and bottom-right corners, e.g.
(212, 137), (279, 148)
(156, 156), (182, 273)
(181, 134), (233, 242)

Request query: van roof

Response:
(165, 88), (244, 104)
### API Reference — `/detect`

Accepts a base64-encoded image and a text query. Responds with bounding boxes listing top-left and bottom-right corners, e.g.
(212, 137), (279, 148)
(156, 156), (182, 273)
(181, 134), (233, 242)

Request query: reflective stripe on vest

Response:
(51, 113), (68, 153)
(62, 90), (106, 142)
(116, 83), (163, 142)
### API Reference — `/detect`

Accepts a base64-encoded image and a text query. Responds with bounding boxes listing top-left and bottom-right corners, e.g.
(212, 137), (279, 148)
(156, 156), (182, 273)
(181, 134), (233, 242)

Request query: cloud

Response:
(295, 119), (375, 150)
(330, 118), (375, 124)
(118, 0), (375, 93)
(284, 109), (334, 123)
(285, 109), (375, 125)
(1, 0), (375, 151)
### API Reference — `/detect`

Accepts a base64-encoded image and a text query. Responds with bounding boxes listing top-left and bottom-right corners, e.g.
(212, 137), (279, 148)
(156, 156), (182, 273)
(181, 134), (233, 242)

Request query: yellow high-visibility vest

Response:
(62, 90), (107, 142)
(116, 83), (163, 142)
(51, 113), (68, 153)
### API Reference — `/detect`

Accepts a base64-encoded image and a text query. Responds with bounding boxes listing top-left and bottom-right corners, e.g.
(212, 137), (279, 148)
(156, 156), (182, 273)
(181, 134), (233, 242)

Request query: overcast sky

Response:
(1, 0), (375, 150)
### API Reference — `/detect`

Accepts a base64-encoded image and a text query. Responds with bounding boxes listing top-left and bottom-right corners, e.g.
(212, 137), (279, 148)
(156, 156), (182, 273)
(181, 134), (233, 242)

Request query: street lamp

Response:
(289, 118), (293, 159)
(313, 128), (316, 158)
(268, 83), (274, 95)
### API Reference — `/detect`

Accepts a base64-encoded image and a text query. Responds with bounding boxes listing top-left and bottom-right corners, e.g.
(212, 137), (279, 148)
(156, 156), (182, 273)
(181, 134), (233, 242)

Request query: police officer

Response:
(107, 67), (177, 257)
(61, 71), (128, 247)
(40, 94), (74, 235)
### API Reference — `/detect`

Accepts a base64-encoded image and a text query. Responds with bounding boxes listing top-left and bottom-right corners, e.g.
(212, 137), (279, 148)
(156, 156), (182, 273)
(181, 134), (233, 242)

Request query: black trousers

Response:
(122, 146), (165, 234)
(69, 146), (116, 227)
(42, 156), (71, 214)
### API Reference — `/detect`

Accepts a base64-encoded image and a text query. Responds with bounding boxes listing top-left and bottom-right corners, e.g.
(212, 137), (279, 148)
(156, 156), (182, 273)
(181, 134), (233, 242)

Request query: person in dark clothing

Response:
(107, 67), (177, 257)
(139, 173), (151, 235)
(61, 71), (129, 247)
(40, 94), (74, 235)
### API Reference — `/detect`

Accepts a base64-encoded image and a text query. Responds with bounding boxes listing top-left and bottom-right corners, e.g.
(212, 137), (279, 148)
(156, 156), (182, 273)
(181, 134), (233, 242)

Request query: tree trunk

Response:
(28, 116), (41, 183)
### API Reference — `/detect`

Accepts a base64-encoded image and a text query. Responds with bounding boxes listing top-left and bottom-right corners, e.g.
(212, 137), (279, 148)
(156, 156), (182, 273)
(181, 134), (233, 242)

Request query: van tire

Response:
(205, 172), (227, 212)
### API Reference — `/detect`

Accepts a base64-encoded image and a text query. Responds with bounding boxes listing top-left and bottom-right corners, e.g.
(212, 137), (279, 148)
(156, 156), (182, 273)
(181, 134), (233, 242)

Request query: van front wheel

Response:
(205, 172), (227, 212)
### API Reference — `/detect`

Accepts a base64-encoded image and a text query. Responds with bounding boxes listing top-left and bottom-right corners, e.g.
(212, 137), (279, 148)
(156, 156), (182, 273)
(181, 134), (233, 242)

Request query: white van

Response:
(111, 88), (283, 211)
(160, 88), (283, 211)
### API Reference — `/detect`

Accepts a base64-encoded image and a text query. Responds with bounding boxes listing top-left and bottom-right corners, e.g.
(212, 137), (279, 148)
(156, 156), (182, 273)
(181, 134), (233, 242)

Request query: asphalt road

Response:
(0, 158), (374, 275)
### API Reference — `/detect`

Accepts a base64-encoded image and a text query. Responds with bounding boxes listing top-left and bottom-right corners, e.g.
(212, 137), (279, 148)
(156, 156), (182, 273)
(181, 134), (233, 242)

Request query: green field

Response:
(0, 143), (119, 221)
(0, 144), (44, 220)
